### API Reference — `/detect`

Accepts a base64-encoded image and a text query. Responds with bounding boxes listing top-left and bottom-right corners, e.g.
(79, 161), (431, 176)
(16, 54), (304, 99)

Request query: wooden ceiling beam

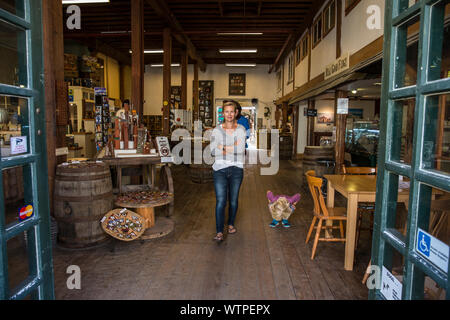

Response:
(145, 0), (207, 71)
(218, 0), (224, 16)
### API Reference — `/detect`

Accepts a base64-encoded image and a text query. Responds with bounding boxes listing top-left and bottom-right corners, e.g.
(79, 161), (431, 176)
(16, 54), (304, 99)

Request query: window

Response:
(287, 54), (294, 83)
(323, 0), (336, 36)
(345, 0), (361, 15)
(312, 15), (322, 48)
(295, 44), (301, 66)
(301, 33), (309, 61)
(277, 70), (282, 92)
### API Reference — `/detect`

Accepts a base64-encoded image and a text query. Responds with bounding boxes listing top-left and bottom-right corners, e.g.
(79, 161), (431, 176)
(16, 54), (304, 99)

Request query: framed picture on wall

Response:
(349, 108), (364, 119)
(317, 112), (334, 124)
(229, 73), (246, 96)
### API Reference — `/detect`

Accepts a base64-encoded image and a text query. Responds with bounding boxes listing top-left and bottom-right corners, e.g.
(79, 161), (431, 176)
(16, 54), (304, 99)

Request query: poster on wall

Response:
(317, 113), (334, 124)
(229, 73), (246, 96)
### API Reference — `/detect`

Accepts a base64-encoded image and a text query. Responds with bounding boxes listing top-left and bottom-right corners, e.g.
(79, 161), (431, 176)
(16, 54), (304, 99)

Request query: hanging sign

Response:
(380, 266), (403, 300)
(416, 228), (449, 273)
(10, 136), (27, 155)
(94, 87), (107, 95)
(19, 204), (34, 221)
(337, 98), (349, 114)
(324, 52), (350, 80)
(304, 108), (317, 117)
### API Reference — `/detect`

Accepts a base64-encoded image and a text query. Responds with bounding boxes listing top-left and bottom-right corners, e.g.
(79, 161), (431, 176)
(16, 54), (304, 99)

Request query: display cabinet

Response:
(345, 119), (379, 166)
(142, 115), (163, 137)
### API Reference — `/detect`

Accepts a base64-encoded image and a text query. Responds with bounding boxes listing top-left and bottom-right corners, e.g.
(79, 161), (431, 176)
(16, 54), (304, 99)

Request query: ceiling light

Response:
(219, 49), (258, 53)
(226, 63), (256, 67)
(101, 31), (129, 34)
(62, 0), (110, 4)
(352, 89), (358, 94)
(150, 63), (180, 67)
(145, 49), (164, 54)
(129, 49), (164, 54)
(217, 32), (263, 36)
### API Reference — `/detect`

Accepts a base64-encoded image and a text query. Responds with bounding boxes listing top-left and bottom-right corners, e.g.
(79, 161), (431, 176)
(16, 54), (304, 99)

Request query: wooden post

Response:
(193, 62), (199, 121)
(275, 105), (281, 129)
(181, 49), (188, 110)
(163, 27), (172, 136)
(336, 0), (342, 59)
(307, 99), (315, 146)
(131, 0), (144, 116)
(282, 102), (288, 131)
(43, 0), (65, 215)
(293, 105), (299, 157)
(334, 90), (348, 173)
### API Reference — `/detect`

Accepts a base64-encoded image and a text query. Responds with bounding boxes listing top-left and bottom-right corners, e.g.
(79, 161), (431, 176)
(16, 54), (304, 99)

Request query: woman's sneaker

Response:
(269, 219), (280, 228)
(282, 219), (291, 228)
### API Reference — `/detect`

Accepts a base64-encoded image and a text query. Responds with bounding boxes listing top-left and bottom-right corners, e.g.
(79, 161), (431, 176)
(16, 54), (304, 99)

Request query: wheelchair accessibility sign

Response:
(416, 228), (448, 273)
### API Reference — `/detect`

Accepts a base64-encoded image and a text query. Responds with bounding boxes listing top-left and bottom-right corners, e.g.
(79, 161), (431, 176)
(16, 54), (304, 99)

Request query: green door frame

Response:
(370, 0), (450, 300)
(0, 0), (54, 300)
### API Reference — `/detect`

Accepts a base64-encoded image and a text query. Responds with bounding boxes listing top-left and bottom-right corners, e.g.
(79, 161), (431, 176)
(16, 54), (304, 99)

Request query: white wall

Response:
(143, 64), (278, 126)
(295, 56), (309, 89)
(341, 0), (385, 56)
(297, 101), (308, 154)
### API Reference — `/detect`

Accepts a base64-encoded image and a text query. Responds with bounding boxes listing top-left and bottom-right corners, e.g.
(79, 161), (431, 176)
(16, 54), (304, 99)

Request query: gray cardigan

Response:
(210, 124), (246, 171)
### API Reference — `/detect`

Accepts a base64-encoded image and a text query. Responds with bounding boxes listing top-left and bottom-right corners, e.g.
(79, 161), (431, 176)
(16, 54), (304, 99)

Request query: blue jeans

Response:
(213, 166), (244, 233)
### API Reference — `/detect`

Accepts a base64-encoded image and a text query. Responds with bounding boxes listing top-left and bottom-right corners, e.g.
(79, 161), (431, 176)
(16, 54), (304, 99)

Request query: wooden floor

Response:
(9, 160), (372, 300)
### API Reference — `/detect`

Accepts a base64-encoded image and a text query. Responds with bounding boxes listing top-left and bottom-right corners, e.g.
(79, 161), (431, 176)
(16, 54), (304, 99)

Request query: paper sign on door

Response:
(10, 136), (27, 155)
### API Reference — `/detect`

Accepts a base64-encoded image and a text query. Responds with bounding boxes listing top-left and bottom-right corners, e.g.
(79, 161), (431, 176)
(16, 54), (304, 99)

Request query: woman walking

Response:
(210, 100), (246, 242)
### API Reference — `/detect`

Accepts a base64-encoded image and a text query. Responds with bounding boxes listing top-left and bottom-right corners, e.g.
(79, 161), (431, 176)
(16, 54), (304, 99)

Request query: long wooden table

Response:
(324, 174), (411, 271)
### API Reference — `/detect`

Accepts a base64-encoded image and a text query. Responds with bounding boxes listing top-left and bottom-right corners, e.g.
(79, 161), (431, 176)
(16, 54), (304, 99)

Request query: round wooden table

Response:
(115, 191), (174, 240)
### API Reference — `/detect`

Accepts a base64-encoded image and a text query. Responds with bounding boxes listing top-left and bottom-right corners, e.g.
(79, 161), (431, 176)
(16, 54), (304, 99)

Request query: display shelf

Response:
(195, 80), (214, 127)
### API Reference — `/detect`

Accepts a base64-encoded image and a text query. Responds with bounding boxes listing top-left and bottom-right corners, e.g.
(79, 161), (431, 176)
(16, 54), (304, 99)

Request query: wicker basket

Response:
(101, 208), (146, 242)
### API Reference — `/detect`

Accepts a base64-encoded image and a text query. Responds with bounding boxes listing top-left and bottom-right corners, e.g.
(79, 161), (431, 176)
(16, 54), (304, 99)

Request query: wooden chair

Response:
(305, 173), (347, 260)
(342, 165), (377, 251)
(305, 169), (316, 177)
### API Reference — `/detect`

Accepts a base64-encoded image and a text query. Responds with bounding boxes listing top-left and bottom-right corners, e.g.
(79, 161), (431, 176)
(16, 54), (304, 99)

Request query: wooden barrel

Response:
(54, 161), (113, 248)
(279, 134), (293, 160)
(303, 146), (335, 183)
(189, 164), (214, 184)
(188, 141), (214, 184)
